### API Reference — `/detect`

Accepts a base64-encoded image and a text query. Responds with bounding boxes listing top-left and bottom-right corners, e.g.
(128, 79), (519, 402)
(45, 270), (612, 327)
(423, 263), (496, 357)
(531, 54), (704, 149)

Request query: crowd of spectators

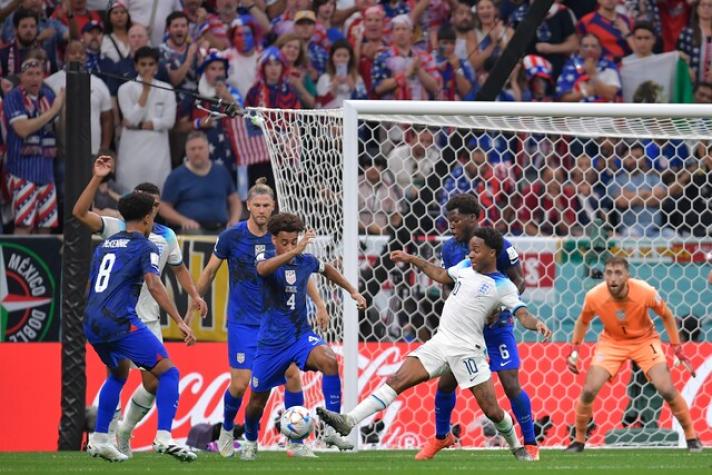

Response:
(0, 0), (710, 238)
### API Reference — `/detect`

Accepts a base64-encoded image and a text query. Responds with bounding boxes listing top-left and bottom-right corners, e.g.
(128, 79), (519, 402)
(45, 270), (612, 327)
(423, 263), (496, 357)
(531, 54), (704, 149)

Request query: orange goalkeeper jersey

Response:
(580, 278), (673, 343)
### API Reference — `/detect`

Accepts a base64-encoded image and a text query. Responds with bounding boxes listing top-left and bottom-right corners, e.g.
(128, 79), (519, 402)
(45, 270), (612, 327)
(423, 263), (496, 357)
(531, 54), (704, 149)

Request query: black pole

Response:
(58, 62), (92, 450)
(476, 0), (555, 101)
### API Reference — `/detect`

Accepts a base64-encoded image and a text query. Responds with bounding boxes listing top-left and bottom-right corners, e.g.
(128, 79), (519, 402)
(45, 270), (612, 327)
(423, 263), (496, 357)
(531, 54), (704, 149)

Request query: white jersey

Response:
(100, 217), (183, 322)
(439, 259), (526, 350)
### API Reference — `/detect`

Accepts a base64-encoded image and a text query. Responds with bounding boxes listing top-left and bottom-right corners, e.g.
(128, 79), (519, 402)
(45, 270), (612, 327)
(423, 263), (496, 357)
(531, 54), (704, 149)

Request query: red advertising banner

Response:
(2, 342), (710, 451)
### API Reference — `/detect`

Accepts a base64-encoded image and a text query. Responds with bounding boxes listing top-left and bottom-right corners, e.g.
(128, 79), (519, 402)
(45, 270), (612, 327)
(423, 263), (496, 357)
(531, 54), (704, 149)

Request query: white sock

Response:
(91, 432), (109, 444)
(123, 385), (155, 431)
(493, 412), (521, 449)
(108, 406), (121, 437)
(155, 430), (172, 445)
(348, 384), (398, 425)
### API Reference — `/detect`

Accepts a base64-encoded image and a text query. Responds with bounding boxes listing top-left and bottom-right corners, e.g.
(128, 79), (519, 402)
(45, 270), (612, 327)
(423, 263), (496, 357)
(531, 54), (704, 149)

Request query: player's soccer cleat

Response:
(316, 407), (355, 436)
(115, 425), (133, 458)
(687, 438), (703, 453)
(153, 439), (197, 462)
(512, 446), (533, 462)
(240, 440), (258, 461)
(217, 425), (235, 458)
(286, 442), (318, 457)
(415, 433), (456, 460)
(564, 441), (585, 453)
(323, 426), (355, 451)
(87, 439), (128, 463)
(524, 444), (540, 461)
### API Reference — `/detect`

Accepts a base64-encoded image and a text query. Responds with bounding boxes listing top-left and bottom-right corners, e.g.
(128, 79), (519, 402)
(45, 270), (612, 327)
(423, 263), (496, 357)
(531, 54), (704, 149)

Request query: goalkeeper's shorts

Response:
(591, 336), (666, 378)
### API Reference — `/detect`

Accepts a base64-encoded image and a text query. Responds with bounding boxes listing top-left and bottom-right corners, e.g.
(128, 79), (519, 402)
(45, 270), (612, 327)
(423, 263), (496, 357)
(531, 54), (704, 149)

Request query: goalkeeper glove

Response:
(566, 345), (580, 375)
(671, 344), (696, 377)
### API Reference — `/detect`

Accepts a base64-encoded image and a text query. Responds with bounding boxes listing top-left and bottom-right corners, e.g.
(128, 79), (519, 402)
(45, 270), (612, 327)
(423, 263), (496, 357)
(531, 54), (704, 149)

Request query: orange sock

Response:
(574, 400), (593, 444)
(669, 393), (697, 440)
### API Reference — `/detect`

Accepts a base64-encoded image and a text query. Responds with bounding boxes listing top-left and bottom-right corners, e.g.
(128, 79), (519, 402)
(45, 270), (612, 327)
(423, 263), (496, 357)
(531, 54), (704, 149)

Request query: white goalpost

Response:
(251, 101), (712, 450)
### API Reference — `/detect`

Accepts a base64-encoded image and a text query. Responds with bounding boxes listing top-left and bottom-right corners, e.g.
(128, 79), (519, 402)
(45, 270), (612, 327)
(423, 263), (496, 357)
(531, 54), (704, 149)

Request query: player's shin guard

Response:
(349, 384), (398, 424)
(434, 390), (456, 439)
(574, 400), (593, 444)
(510, 390), (536, 445)
(123, 385), (155, 431)
(223, 390), (242, 431)
(493, 412), (521, 449)
(669, 393), (697, 440)
(97, 375), (127, 433)
(322, 374), (341, 412)
(156, 367), (180, 432)
(284, 390), (304, 409)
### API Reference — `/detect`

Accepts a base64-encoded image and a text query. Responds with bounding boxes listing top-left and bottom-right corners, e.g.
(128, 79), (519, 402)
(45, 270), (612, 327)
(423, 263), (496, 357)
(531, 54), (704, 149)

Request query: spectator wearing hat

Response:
(275, 32), (316, 108)
(100, 0), (132, 64)
(522, 54), (555, 101)
(371, 14), (441, 100)
(294, 10), (329, 80)
(433, 24), (476, 101)
(226, 17), (261, 98)
(51, 0), (103, 40)
(116, 46), (176, 193)
(270, 0), (309, 37)
(81, 20), (108, 73)
(316, 39), (367, 107)
(556, 33), (621, 102)
(159, 11), (199, 95)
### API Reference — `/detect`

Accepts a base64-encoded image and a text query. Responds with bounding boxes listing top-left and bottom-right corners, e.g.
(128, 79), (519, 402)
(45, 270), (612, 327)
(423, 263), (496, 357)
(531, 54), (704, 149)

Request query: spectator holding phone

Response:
(316, 39), (367, 108)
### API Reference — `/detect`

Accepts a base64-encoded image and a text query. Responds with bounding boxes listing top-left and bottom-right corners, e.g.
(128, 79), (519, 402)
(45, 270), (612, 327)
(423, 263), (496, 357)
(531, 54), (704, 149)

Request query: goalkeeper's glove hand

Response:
(566, 344), (580, 375)
(671, 343), (696, 377)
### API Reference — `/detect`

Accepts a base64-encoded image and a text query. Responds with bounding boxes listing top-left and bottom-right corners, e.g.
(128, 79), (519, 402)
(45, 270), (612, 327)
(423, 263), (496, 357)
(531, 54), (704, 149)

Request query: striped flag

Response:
(227, 114), (270, 166)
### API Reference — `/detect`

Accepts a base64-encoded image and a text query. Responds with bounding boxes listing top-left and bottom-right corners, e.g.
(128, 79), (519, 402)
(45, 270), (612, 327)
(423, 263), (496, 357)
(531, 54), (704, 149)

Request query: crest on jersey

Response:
(236, 352), (245, 364)
(254, 244), (265, 256)
(285, 270), (296, 285)
(252, 376), (259, 388)
(478, 283), (492, 295)
(308, 335), (320, 345)
(616, 310), (625, 320)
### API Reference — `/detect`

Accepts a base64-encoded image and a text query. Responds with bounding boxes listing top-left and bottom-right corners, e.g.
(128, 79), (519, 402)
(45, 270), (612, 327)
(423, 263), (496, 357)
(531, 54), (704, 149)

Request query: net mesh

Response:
(250, 105), (712, 449)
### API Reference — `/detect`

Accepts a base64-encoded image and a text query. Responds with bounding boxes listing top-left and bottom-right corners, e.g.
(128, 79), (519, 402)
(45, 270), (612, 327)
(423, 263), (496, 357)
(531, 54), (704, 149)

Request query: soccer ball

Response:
(280, 406), (315, 440)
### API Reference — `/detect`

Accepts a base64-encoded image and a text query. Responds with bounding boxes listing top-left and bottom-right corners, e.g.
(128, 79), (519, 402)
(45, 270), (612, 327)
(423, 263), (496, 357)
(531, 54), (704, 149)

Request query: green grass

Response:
(1, 449), (710, 475)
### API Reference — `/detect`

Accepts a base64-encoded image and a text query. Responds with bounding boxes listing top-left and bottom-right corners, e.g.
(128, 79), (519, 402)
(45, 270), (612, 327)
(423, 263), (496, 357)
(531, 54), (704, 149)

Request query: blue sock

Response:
(223, 390), (242, 431)
(322, 374), (341, 412)
(434, 389), (456, 439)
(245, 413), (260, 442)
(96, 375), (126, 433)
(284, 390), (304, 409)
(156, 367), (180, 432)
(510, 390), (536, 445)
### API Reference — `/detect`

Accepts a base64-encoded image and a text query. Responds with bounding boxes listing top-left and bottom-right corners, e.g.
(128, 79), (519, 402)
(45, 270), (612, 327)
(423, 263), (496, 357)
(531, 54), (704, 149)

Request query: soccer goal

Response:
(250, 101), (712, 450)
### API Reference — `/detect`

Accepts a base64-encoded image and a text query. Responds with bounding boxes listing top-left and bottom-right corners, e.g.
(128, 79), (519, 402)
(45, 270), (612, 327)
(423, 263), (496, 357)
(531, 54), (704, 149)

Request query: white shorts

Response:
(409, 333), (491, 389)
(132, 320), (164, 371)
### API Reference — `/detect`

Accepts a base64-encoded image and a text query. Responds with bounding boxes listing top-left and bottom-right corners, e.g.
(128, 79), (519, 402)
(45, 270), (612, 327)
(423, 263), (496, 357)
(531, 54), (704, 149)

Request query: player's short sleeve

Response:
(165, 228), (183, 266)
(213, 229), (232, 259)
(99, 216), (125, 239)
(305, 254), (325, 274)
(446, 258), (470, 280)
(497, 240), (520, 270)
(646, 285), (668, 316)
(580, 291), (597, 324)
(498, 280), (527, 315)
(141, 241), (161, 276)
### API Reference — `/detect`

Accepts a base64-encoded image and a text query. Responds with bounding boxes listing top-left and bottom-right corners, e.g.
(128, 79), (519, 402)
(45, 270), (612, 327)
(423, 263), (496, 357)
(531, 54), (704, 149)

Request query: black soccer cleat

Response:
(687, 438), (703, 453)
(316, 407), (355, 437)
(564, 441), (585, 453)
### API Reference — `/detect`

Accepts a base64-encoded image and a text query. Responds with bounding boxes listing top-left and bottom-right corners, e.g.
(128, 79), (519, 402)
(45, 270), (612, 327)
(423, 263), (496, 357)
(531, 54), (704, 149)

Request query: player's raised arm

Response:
(513, 307), (552, 340)
(390, 250), (454, 285)
(256, 229), (316, 276)
(145, 272), (196, 346)
(72, 155), (114, 232)
(322, 263), (367, 309)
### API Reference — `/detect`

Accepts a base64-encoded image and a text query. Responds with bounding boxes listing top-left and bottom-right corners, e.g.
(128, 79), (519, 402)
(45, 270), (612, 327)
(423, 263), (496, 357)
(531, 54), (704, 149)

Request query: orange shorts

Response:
(591, 337), (667, 378)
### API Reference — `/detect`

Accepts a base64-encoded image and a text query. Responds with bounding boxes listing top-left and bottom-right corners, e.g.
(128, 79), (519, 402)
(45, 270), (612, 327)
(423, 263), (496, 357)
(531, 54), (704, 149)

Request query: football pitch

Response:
(1, 449), (710, 475)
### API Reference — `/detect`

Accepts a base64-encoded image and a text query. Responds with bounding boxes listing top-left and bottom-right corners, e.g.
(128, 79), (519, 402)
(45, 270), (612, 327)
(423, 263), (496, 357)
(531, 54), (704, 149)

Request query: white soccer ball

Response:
(280, 406), (315, 440)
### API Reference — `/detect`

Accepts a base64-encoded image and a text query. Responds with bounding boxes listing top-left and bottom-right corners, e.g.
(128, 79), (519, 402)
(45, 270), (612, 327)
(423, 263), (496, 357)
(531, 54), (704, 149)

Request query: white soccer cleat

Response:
(87, 435), (128, 463)
(153, 439), (197, 462)
(323, 426), (354, 451)
(286, 442), (318, 457)
(217, 425), (235, 458)
(240, 440), (258, 461)
(115, 424), (133, 458)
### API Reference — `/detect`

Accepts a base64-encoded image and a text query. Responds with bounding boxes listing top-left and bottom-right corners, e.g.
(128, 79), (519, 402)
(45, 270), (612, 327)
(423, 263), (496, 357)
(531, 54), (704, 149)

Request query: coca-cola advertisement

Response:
(1, 342), (710, 451)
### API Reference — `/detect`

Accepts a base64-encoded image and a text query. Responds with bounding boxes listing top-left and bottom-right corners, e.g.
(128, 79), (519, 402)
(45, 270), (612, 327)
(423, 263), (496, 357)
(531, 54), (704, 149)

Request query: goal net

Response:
(250, 101), (712, 449)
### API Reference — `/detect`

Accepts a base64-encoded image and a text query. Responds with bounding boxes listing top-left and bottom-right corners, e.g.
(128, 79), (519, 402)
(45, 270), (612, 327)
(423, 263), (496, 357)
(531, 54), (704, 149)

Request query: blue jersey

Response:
(214, 221), (273, 327)
(84, 231), (160, 344)
(258, 253), (324, 348)
(441, 235), (520, 327)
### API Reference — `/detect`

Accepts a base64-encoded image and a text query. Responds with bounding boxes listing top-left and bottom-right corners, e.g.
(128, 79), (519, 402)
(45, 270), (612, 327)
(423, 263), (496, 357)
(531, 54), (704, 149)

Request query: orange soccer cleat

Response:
(525, 444), (540, 461)
(415, 433), (456, 461)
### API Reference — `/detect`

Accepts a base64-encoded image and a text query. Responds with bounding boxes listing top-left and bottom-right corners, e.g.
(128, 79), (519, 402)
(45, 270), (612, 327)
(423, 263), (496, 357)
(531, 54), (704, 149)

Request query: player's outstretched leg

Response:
(116, 372), (157, 457)
(646, 363), (702, 452)
(149, 359), (197, 462)
(499, 369), (538, 460)
(241, 391), (271, 461)
(468, 379), (531, 462)
(318, 356), (430, 436)
(415, 372), (458, 461)
(88, 362), (130, 463)
(566, 366), (609, 453)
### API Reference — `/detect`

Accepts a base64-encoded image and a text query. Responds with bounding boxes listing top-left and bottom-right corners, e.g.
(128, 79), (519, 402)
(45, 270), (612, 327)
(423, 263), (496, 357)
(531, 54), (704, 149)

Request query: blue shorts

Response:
(484, 325), (520, 372)
(250, 331), (325, 393)
(91, 326), (168, 370)
(227, 323), (259, 370)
